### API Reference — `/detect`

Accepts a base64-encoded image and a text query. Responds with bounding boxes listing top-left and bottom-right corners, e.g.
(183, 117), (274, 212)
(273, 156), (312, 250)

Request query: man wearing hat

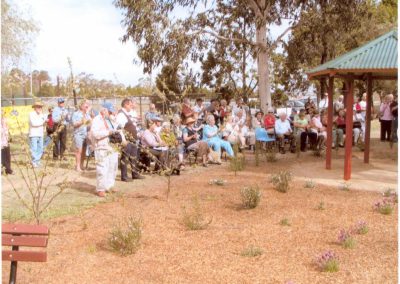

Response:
(116, 98), (144, 181)
(90, 102), (119, 197)
(52, 98), (69, 160)
(29, 101), (46, 167)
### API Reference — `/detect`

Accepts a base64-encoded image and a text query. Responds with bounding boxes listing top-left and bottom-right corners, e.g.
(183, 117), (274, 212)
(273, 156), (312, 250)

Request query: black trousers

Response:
(380, 120), (392, 141)
(300, 132), (318, 151)
(1, 146), (12, 174)
(53, 124), (67, 158)
(120, 142), (140, 179)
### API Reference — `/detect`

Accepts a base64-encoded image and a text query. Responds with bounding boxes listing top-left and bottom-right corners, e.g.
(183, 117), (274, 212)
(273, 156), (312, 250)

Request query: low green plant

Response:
(108, 216), (142, 256)
(338, 183), (350, 191)
(374, 198), (395, 215)
(265, 147), (277, 162)
(87, 244), (97, 254)
(241, 245), (263, 257)
(338, 229), (356, 249)
(229, 151), (245, 176)
(240, 186), (262, 209)
(208, 179), (227, 186)
(270, 171), (292, 193)
(279, 218), (291, 226)
(317, 201), (325, 210)
(383, 188), (398, 203)
(304, 179), (315, 189)
(182, 197), (212, 230)
(316, 251), (339, 272)
(353, 221), (368, 235)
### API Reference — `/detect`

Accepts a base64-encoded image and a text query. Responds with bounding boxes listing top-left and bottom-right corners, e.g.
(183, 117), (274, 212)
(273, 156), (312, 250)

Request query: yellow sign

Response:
(2, 106), (32, 135)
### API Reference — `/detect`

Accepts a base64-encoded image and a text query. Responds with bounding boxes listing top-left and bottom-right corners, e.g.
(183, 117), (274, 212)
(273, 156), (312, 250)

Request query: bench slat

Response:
(2, 251), (47, 262)
(2, 235), (48, 247)
(2, 224), (49, 235)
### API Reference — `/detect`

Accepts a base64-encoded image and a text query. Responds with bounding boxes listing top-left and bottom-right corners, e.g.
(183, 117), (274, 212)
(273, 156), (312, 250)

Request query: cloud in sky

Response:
(27, 0), (144, 86)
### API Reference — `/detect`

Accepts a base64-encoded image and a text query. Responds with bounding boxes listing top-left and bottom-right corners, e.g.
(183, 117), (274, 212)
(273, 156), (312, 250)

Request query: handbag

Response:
(106, 118), (123, 144)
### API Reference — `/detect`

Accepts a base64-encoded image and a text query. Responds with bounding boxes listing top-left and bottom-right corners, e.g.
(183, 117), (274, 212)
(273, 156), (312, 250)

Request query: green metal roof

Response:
(308, 30), (397, 77)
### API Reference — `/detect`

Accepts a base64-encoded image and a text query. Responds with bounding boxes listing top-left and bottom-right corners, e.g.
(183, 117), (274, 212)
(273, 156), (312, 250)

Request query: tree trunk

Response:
(256, 23), (270, 112)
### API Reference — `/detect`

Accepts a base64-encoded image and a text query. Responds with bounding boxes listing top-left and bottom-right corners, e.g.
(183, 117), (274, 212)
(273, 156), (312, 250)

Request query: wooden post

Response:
(326, 76), (334, 169)
(344, 75), (354, 180)
(364, 73), (373, 163)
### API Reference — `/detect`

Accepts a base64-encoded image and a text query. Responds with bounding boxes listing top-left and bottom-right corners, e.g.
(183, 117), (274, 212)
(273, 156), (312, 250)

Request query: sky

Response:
(17, 0), (290, 87)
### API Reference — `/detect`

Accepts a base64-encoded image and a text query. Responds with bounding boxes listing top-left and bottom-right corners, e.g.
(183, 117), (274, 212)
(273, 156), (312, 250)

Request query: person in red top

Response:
(264, 107), (276, 135)
(332, 109), (346, 148)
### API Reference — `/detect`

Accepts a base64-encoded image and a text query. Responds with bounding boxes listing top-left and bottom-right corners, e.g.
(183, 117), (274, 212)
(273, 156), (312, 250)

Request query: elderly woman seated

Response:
(203, 114), (234, 162)
(141, 120), (167, 172)
(183, 117), (210, 167)
(223, 114), (250, 150)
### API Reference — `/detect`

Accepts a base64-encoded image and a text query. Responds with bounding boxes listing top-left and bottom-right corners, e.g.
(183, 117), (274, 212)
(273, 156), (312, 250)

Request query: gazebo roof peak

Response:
(308, 30), (398, 78)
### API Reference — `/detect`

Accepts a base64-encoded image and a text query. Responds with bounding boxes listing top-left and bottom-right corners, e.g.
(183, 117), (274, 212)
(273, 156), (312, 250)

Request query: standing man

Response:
(390, 95), (398, 143)
(193, 98), (205, 122)
(29, 101), (46, 167)
(116, 98), (144, 181)
(52, 98), (69, 160)
(71, 100), (91, 172)
(379, 94), (394, 141)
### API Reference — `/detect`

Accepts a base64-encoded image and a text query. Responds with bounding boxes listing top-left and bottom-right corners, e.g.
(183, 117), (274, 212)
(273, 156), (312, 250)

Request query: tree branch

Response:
(246, 0), (264, 19)
(271, 24), (296, 49)
(201, 29), (266, 49)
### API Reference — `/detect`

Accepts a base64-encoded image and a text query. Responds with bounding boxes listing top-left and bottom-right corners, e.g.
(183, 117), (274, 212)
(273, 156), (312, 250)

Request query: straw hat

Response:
(32, 100), (44, 108)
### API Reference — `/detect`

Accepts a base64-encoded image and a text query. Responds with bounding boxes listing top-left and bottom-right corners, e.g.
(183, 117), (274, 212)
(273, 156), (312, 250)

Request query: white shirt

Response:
(116, 108), (134, 129)
(29, 111), (46, 137)
(319, 98), (329, 109)
(275, 119), (292, 135)
(91, 114), (112, 151)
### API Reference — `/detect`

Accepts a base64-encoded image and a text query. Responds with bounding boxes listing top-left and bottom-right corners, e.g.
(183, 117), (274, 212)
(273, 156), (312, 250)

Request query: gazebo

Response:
(307, 30), (398, 180)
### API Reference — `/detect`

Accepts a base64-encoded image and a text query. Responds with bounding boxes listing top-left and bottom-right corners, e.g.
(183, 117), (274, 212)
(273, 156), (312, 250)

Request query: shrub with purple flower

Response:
(353, 221), (368, 235)
(383, 189), (398, 203)
(374, 198), (395, 215)
(338, 229), (356, 248)
(316, 250), (339, 272)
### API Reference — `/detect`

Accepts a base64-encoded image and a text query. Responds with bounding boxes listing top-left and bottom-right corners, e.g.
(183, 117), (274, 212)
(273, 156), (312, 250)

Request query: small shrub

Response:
(353, 220), (368, 235)
(279, 218), (291, 226)
(208, 179), (227, 186)
(304, 179), (315, 189)
(265, 148), (277, 162)
(338, 183), (350, 191)
(87, 244), (97, 254)
(383, 188), (398, 203)
(241, 245), (263, 257)
(317, 201), (325, 210)
(316, 250), (339, 272)
(182, 198), (212, 230)
(229, 144), (245, 175)
(338, 229), (356, 249)
(270, 171), (292, 193)
(374, 198), (395, 215)
(108, 216), (142, 256)
(240, 186), (262, 209)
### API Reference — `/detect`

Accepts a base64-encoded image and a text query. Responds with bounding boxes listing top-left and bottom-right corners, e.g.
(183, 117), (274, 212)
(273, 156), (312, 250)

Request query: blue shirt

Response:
(52, 106), (69, 125)
(71, 111), (91, 136)
(202, 124), (219, 141)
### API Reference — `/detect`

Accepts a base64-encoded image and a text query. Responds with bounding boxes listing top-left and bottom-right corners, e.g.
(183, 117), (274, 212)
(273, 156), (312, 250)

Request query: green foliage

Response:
(304, 179), (316, 189)
(108, 216), (142, 256)
(240, 246), (263, 257)
(240, 186), (261, 209)
(317, 201), (326, 210)
(270, 171), (292, 193)
(265, 147), (278, 162)
(229, 146), (245, 175)
(181, 197), (212, 230)
(323, 259), (340, 272)
(279, 218), (291, 226)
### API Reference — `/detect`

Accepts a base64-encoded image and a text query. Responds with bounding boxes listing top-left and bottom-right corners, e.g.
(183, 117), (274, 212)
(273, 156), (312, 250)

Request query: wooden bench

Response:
(2, 224), (49, 284)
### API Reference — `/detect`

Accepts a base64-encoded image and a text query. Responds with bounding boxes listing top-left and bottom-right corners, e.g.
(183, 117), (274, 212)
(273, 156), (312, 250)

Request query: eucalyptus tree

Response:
(114, 0), (305, 111)
(281, 0), (397, 99)
(1, 0), (38, 71)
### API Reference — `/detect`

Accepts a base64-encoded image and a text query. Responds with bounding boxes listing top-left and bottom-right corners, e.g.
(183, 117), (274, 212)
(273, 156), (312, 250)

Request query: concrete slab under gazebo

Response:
(307, 30), (398, 180)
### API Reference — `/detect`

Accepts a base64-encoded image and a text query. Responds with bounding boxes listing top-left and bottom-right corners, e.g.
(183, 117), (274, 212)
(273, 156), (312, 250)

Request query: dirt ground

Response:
(2, 136), (398, 284)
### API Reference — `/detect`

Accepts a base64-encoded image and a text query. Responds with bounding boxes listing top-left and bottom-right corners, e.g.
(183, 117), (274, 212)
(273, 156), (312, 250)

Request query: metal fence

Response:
(1, 96), (153, 120)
